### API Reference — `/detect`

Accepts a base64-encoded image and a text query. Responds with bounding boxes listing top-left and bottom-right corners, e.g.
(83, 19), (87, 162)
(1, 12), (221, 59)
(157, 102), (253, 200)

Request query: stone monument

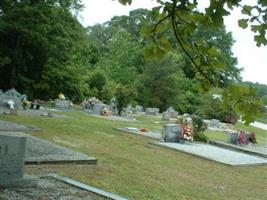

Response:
(166, 107), (178, 118)
(135, 105), (144, 113)
(161, 124), (182, 143)
(162, 112), (171, 121)
(54, 99), (71, 109)
(0, 89), (24, 109)
(145, 107), (159, 115)
(0, 134), (28, 187)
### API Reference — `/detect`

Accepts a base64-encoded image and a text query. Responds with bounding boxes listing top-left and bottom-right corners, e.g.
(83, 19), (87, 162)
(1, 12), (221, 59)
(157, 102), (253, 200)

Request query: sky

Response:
(79, 0), (267, 85)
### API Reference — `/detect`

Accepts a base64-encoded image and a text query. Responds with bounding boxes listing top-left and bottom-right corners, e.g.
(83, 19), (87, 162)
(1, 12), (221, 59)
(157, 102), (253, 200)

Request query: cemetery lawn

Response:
(1, 111), (267, 200)
(204, 122), (267, 145)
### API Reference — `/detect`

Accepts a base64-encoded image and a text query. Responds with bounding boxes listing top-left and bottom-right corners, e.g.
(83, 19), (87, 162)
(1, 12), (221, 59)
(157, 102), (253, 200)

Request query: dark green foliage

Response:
(117, 0), (266, 124)
(192, 114), (207, 133)
(115, 85), (135, 115)
(0, 1), (94, 102)
(191, 114), (208, 142)
(197, 88), (239, 124)
(136, 54), (182, 111)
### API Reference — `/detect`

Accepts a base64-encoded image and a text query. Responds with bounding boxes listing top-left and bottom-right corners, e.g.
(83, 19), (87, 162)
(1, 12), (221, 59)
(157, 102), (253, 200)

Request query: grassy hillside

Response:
(1, 111), (266, 200)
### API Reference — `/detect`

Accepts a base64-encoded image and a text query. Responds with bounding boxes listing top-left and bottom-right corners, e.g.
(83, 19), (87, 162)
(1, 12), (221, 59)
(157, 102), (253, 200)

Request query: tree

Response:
(115, 85), (135, 115)
(137, 53), (198, 112)
(0, 1), (94, 101)
(118, 0), (267, 124)
(95, 29), (144, 85)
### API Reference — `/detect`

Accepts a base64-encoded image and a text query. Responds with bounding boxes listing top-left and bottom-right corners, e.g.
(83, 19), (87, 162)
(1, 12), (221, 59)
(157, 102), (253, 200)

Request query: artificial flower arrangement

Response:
(58, 92), (65, 100)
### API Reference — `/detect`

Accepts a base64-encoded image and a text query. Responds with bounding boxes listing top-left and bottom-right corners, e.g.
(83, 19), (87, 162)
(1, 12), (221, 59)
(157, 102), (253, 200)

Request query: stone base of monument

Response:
(0, 174), (38, 188)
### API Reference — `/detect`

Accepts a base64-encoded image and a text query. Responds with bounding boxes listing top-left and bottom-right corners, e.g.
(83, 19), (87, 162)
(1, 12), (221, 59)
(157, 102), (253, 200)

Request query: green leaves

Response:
(222, 84), (263, 125)
(255, 34), (267, 46)
(238, 19), (249, 29)
(118, 0), (132, 5)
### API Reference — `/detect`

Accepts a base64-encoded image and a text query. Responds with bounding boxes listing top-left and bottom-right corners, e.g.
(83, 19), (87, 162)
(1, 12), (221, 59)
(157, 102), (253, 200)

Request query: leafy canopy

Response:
(117, 0), (267, 124)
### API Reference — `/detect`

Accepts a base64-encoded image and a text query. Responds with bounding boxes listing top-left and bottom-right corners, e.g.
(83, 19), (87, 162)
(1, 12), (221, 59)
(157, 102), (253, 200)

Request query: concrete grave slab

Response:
(150, 141), (267, 166)
(0, 132), (97, 165)
(0, 174), (128, 200)
(115, 127), (161, 139)
(210, 140), (267, 158)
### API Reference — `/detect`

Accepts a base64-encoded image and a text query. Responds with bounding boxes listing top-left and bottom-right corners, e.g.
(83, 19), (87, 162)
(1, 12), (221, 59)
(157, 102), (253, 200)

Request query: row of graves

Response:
(82, 96), (147, 117)
(117, 113), (267, 166)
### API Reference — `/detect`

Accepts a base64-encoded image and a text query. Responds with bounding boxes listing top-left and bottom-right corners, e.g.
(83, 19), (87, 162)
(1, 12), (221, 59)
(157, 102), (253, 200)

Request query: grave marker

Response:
(0, 135), (26, 181)
(162, 124), (182, 142)
(54, 99), (71, 109)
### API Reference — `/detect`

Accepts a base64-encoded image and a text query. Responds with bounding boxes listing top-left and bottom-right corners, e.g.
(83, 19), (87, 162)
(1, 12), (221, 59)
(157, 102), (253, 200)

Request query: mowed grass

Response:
(204, 122), (267, 145)
(0, 111), (267, 200)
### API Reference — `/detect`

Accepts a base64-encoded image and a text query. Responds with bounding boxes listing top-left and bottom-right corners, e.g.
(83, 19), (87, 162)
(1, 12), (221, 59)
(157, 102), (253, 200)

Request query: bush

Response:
(194, 132), (209, 142)
(197, 89), (239, 125)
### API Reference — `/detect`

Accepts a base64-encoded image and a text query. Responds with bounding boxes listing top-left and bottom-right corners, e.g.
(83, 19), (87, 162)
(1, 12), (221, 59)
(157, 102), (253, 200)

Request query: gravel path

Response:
(0, 131), (96, 165)
(0, 107), (71, 118)
(0, 177), (109, 200)
(152, 141), (267, 166)
(0, 120), (41, 131)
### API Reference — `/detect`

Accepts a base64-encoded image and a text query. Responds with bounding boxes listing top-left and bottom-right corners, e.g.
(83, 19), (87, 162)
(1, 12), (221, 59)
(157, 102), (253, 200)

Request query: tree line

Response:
(0, 0), (266, 123)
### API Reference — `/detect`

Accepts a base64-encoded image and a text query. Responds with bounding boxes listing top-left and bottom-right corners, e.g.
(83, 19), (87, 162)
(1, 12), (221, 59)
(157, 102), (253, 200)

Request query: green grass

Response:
(204, 122), (267, 145)
(204, 129), (229, 142)
(1, 111), (267, 200)
(256, 111), (267, 124)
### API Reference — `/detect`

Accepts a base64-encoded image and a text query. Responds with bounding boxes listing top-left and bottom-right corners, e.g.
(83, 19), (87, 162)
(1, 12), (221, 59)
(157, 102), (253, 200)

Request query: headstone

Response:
(0, 89), (23, 109)
(84, 102), (93, 110)
(135, 105), (144, 113)
(93, 103), (107, 115)
(109, 103), (118, 115)
(54, 99), (71, 109)
(166, 107), (178, 118)
(229, 132), (239, 144)
(0, 135), (26, 184)
(162, 124), (182, 142)
(162, 112), (170, 121)
(145, 107), (159, 115)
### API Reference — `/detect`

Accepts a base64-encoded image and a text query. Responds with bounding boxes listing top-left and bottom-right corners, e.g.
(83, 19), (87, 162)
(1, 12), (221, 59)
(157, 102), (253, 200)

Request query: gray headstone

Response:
(3, 89), (21, 98)
(93, 103), (107, 115)
(84, 102), (93, 110)
(135, 105), (144, 112)
(145, 107), (159, 115)
(54, 99), (71, 109)
(0, 90), (21, 108)
(0, 135), (26, 181)
(162, 112), (170, 121)
(166, 107), (178, 118)
(162, 124), (182, 143)
(229, 132), (239, 144)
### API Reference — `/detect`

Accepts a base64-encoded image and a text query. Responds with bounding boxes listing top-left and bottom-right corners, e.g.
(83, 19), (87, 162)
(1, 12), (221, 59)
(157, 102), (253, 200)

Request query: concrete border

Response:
(114, 127), (161, 140)
(25, 158), (97, 165)
(42, 173), (128, 200)
(149, 141), (267, 167)
(209, 141), (267, 158)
